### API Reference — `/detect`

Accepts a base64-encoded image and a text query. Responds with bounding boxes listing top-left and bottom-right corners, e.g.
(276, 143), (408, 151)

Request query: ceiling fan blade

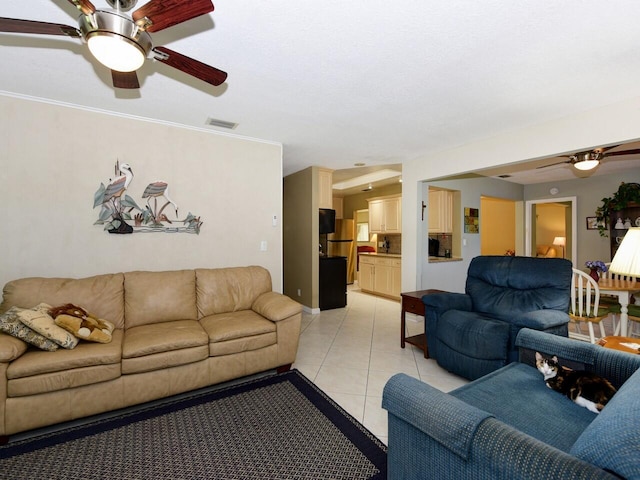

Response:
(0, 17), (80, 37)
(536, 160), (571, 169)
(603, 148), (640, 157)
(153, 46), (227, 86)
(132, 0), (213, 33)
(112, 70), (140, 89)
(66, 0), (96, 15)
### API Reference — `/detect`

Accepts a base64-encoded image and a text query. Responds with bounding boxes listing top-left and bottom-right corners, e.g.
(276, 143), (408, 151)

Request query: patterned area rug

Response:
(0, 370), (386, 479)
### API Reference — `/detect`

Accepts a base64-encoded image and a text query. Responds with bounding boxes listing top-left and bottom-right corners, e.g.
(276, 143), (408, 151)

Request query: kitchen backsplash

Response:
(429, 233), (452, 257)
(378, 234), (401, 254)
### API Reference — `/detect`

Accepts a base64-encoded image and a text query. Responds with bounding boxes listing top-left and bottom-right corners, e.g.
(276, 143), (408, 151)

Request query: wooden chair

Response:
(569, 268), (613, 344)
(600, 266), (639, 336)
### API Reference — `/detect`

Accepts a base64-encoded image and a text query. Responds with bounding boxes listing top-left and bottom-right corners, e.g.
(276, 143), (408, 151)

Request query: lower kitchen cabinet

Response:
(358, 255), (401, 298)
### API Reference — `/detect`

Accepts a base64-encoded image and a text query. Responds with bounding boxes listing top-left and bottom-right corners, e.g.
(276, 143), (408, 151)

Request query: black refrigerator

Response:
(319, 256), (347, 310)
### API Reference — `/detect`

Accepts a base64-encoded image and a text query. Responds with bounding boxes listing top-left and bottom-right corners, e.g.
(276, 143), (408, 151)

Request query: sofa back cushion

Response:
(196, 266), (272, 318)
(124, 270), (197, 328)
(466, 256), (571, 319)
(1, 274), (125, 329)
(570, 368), (640, 479)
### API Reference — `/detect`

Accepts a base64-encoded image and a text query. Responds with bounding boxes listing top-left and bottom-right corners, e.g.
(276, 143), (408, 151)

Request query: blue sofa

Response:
(382, 329), (640, 480)
(423, 256), (572, 380)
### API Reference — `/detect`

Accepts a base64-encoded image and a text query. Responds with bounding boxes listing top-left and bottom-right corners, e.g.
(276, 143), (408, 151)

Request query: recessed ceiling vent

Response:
(205, 117), (238, 129)
(498, 174), (512, 178)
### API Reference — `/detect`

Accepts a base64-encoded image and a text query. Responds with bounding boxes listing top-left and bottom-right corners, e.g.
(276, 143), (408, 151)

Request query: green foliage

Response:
(93, 183), (106, 208)
(595, 182), (640, 237)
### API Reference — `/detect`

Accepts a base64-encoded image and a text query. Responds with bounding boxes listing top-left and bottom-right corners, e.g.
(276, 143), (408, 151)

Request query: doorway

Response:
(525, 197), (577, 264)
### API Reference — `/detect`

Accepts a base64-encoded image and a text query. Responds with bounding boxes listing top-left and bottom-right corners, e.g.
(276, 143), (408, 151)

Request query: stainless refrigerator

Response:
(328, 219), (356, 284)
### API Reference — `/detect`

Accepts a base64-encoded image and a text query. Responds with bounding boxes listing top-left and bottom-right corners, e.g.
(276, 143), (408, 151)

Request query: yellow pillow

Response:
(55, 314), (114, 344)
(49, 304), (115, 344)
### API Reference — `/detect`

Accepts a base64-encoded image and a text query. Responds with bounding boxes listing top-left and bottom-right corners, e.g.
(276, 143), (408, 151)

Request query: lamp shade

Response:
(609, 227), (640, 276)
(553, 236), (566, 246)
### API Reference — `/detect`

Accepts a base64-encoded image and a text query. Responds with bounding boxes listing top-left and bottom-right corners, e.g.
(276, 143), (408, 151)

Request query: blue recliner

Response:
(423, 256), (572, 380)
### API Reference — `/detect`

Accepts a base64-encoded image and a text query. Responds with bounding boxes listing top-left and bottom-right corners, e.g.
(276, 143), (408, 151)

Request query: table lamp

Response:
(609, 227), (640, 277)
(553, 236), (566, 259)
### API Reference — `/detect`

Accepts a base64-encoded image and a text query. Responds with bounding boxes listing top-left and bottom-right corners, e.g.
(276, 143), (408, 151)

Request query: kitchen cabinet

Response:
(358, 254), (401, 298)
(428, 190), (453, 233)
(318, 168), (333, 209)
(333, 196), (344, 219)
(368, 195), (401, 234)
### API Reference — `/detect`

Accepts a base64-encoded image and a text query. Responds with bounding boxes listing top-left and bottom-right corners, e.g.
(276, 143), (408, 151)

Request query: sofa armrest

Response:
(0, 332), (28, 363)
(516, 328), (640, 386)
(252, 292), (302, 322)
(422, 292), (472, 313)
(383, 373), (492, 459)
(509, 309), (569, 330)
(382, 373), (618, 480)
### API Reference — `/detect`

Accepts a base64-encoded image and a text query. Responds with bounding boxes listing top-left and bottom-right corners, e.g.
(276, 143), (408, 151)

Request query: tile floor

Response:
(293, 285), (468, 445)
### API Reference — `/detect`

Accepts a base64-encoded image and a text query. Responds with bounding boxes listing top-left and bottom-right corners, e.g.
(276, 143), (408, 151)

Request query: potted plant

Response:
(595, 182), (640, 237)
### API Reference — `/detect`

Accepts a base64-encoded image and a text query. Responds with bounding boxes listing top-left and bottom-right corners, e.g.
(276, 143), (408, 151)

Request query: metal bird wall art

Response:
(93, 160), (202, 234)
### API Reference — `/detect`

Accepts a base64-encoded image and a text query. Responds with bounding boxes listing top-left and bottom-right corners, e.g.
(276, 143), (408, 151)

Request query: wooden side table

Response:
(401, 289), (442, 358)
(598, 336), (640, 354)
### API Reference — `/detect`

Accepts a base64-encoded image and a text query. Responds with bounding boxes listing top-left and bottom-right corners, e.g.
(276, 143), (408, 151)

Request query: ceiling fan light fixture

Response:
(80, 10), (152, 72)
(87, 33), (145, 71)
(573, 159), (600, 171)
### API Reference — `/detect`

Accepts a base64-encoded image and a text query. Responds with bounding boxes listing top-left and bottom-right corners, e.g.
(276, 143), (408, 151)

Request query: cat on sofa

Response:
(535, 352), (616, 413)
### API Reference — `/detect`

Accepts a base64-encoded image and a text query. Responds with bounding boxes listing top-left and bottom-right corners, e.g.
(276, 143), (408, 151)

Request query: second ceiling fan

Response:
(0, 0), (227, 90)
(536, 145), (640, 171)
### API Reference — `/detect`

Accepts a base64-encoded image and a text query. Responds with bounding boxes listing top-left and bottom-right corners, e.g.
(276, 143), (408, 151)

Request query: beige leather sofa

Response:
(0, 266), (302, 438)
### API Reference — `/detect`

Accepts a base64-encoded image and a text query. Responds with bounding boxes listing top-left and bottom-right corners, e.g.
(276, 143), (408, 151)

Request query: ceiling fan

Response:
(536, 145), (640, 171)
(0, 0), (227, 90)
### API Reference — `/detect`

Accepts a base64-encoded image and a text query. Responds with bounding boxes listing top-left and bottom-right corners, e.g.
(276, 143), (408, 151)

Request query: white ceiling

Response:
(3, 1), (640, 186)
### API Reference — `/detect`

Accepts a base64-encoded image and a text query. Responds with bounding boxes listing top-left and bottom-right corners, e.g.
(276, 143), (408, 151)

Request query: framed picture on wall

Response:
(586, 217), (604, 230)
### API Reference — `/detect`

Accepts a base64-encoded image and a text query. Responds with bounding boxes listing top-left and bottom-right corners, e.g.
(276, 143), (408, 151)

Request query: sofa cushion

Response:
(196, 267), (272, 318)
(451, 362), (596, 453)
(0, 273), (125, 329)
(124, 270), (197, 328)
(18, 303), (79, 349)
(122, 320), (209, 374)
(438, 311), (510, 361)
(570, 368), (640, 479)
(7, 329), (123, 379)
(7, 329), (123, 395)
(466, 256), (571, 318)
(0, 306), (59, 351)
(123, 320), (208, 358)
(200, 310), (277, 356)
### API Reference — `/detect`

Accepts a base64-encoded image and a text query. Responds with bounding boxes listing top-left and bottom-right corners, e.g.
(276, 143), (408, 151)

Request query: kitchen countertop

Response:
(359, 252), (401, 258)
(428, 256), (463, 263)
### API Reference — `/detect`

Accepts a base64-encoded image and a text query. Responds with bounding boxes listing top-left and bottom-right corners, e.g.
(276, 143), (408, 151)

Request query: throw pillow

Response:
(0, 306), (59, 351)
(16, 303), (79, 349)
(50, 303), (115, 344)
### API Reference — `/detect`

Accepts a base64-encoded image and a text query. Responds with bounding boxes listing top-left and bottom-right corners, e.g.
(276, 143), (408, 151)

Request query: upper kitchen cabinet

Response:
(368, 195), (401, 234)
(428, 189), (453, 233)
(318, 168), (333, 209)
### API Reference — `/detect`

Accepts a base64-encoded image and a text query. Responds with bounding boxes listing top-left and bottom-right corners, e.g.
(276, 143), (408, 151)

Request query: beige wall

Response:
(283, 167), (317, 308)
(535, 203), (567, 246)
(0, 94), (284, 290)
(480, 196), (516, 255)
